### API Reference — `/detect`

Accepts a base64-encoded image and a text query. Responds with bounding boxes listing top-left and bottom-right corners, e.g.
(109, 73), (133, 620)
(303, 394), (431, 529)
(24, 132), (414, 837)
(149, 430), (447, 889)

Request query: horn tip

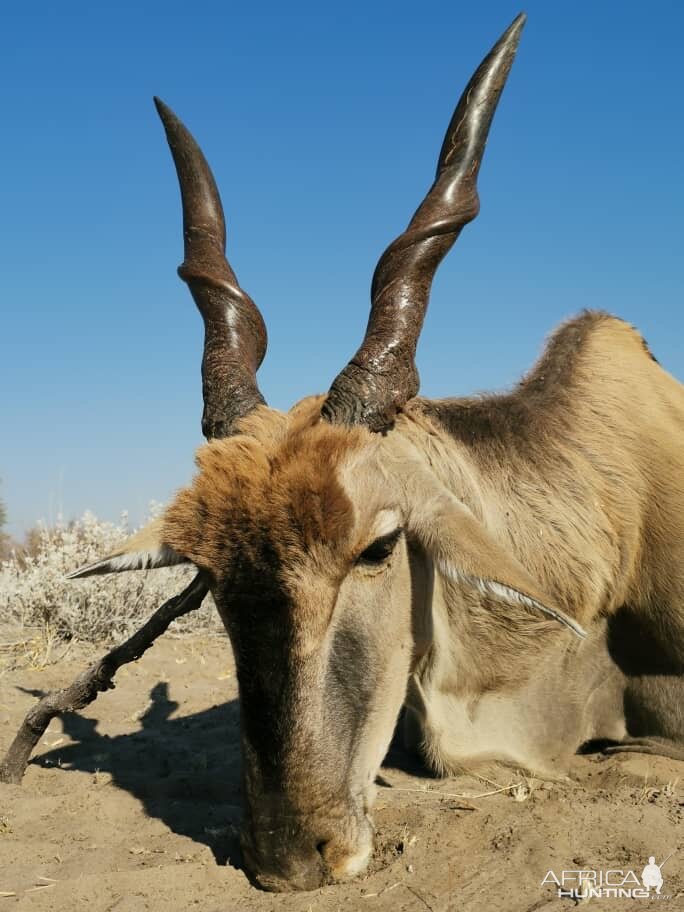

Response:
(501, 12), (527, 49)
(153, 96), (178, 131)
(490, 13), (526, 59)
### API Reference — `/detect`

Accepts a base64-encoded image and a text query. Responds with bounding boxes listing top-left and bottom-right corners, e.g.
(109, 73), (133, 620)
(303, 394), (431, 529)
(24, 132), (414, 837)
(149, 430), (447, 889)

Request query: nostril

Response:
(315, 840), (328, 858)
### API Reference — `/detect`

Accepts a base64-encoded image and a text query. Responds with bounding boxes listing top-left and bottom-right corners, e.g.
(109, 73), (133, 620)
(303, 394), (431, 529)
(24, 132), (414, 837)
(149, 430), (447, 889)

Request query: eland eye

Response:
(357, 529), (403, 565)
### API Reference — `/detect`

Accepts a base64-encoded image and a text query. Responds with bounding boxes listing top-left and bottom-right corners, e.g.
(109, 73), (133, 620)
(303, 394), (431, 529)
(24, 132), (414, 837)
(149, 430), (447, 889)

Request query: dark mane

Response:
(415, 310), (617, 450)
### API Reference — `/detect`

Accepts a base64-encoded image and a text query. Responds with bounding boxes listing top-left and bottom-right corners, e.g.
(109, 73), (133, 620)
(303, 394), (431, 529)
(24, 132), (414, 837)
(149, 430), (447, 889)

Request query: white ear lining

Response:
(67, 544), (189, 579)
(436, 559), (587, 639)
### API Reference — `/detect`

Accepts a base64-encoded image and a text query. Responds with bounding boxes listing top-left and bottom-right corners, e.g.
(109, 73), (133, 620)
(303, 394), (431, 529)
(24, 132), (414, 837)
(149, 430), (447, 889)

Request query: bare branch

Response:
(0, 573), (209, 785)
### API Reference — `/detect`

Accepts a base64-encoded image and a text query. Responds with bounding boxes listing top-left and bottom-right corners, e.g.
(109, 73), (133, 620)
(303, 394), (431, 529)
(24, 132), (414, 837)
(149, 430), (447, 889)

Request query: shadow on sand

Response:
(28, 680), (428, 871)
(31, 682), (243, 866)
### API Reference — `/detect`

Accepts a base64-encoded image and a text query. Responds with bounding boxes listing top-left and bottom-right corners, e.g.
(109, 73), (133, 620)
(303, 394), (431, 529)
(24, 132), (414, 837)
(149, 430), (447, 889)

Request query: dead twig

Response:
(378, 781), (523, 808)
(403, 884), (436, 911)
(385, 786), (479, 811)
(0, 574), (208, 784)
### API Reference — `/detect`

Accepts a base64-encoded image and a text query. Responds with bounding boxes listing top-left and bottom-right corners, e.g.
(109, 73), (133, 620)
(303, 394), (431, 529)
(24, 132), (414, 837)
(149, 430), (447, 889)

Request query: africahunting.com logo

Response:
(541, 852), (675, 900)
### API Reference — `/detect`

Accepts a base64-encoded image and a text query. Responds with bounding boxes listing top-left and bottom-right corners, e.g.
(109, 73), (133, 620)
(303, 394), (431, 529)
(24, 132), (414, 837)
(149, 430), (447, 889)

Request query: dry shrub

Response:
(0, 509), (222, 649)
(0, 533), (16, 564)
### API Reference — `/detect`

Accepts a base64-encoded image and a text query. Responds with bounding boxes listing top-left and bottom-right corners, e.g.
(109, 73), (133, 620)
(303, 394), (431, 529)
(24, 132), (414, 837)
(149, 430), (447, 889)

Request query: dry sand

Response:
(1, 635), (682, 911)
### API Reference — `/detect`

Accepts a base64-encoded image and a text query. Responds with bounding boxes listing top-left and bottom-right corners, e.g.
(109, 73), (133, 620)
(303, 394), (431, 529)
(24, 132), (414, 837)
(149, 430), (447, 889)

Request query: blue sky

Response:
(1, 1), (682, 537)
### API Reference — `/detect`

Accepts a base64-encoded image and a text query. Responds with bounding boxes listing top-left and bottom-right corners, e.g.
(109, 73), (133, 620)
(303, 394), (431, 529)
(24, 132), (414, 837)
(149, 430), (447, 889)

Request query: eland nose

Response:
(240, 800), (373, 892)
(241, 826), (329, 892)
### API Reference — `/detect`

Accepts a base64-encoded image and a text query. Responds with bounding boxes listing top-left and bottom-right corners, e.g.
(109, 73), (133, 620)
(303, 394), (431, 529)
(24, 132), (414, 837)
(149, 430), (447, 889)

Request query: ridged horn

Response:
(322, 13), (526, 431)
(155, 98), (267, 440)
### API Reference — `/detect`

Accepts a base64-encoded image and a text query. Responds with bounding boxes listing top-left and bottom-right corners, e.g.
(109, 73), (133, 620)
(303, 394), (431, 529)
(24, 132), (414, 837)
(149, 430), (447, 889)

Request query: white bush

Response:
(0, 510), (221, 645)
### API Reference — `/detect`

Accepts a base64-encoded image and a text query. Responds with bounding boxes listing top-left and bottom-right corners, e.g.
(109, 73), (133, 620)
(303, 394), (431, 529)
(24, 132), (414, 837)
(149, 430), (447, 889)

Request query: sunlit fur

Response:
(164, 401), (366, 603)
(76, 311), (684, 889)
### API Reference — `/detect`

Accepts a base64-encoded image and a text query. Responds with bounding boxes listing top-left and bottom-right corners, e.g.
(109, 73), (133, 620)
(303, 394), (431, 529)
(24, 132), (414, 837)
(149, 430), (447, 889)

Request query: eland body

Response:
(70, 14), (684, 892)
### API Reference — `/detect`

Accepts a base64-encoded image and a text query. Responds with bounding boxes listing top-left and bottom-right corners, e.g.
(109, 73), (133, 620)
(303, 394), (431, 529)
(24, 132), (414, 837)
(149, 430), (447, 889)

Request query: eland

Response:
(60, 13), (684, 893)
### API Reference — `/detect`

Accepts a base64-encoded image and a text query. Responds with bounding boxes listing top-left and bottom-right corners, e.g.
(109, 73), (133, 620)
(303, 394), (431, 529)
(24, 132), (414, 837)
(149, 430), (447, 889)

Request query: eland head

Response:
(68, 14), (584, 891)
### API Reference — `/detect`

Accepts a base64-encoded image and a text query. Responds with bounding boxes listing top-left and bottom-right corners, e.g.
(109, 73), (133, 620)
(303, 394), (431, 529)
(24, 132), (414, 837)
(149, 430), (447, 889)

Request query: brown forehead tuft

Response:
(162, 399), (369, 577)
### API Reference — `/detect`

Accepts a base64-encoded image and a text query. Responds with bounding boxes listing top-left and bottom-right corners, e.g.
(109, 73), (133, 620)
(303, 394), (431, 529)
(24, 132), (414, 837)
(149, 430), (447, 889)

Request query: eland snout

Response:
(240, 793), (374, 892)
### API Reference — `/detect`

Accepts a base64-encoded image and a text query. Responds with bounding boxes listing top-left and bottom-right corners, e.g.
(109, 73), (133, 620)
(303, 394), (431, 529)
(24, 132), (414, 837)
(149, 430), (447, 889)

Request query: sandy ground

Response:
(1, 633), (683, 912)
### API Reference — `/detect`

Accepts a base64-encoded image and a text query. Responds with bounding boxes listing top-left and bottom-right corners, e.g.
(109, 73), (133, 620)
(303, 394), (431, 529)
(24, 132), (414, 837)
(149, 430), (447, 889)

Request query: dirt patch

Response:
(1, 637), (682, 911)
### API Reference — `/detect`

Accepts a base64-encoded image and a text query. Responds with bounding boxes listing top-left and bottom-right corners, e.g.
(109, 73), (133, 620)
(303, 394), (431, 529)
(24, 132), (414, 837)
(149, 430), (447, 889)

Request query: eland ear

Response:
(66, 517), (190, 579)
(404, 477), (586, 639)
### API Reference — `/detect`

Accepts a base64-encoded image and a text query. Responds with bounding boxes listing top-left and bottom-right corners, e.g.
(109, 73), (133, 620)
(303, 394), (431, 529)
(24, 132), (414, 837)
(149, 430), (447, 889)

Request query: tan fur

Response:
(76, 311), (684, 886)
(409, 312), (683, 628)
(394, 313), (684, 774)
(164, 402), (365, 576)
